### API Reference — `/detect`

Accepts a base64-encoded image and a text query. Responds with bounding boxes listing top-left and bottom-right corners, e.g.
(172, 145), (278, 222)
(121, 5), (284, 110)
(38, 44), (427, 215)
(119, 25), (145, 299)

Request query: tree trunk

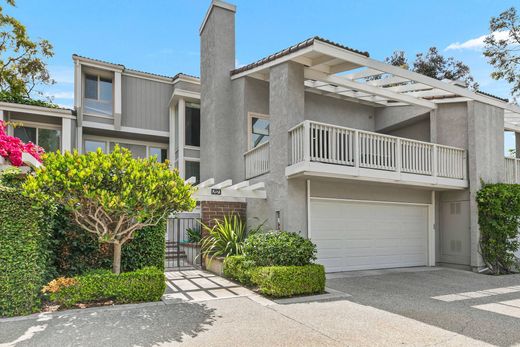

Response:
(113, 242), (122, 274)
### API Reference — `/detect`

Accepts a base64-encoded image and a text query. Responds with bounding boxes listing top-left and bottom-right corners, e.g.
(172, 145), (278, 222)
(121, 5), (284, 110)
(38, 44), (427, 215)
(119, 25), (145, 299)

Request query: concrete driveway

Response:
(1, 267), (518, 346)
(327, 267), (520, 347)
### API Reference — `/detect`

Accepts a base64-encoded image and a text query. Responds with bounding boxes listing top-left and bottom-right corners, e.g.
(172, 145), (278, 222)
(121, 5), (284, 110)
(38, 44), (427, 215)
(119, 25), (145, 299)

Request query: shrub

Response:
(186, 226), (202, 243)
(52, 207), (165, 276)
(223, 255), (256, 286)
(44, 267), (166, 308)
(477, 183), (520, 274)
(0, 179), (48, 317)
(244, 231), (317, 267)
(250, 265), (325, 297)
(201, 215), (250, 260)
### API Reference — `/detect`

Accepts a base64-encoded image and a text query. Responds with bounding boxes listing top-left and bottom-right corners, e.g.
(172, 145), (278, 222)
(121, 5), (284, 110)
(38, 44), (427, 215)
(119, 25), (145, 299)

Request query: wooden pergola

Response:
(185, 177), (267, 202)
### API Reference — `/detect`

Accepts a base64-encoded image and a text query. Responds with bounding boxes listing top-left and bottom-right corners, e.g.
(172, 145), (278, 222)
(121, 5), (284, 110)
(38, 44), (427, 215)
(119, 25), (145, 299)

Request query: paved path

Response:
(0, 268), (500, 347)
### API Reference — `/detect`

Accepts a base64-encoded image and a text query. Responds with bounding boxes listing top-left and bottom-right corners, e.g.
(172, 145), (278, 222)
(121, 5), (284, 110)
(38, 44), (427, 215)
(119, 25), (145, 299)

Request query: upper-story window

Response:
(83, 137), (167, 163)
(248, 112), (270, 148)
(84, 74), (113, 117)
(14, 124), (61, 152)
(185, 104), (200, 147)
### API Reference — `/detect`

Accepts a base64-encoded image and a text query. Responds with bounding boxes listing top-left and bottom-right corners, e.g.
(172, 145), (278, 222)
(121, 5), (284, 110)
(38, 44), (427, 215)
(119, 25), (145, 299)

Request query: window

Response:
(83, 138), (168, 163)
(14, 126), (61, 152)
(249, 113), (270, 148)
(149, 147), (168, 163)
(185, 105), (200, 147)
(84, 140), (107, 153)
(84, 74), (113, 116)
(185, 161), (200, 183)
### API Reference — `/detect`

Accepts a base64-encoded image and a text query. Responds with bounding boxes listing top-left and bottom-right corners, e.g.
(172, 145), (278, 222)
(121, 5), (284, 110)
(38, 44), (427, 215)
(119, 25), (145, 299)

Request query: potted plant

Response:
(180, 226), (202, 266)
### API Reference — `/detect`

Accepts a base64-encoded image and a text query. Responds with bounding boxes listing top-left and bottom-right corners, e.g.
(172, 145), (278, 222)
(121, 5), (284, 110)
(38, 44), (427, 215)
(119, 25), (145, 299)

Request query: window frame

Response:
(10, 120), (62, 152)
(82, 135), (168, 162)
(184, 157), (201, 183)
(83, 72), (114, 117)
(247, 112), (270, 150)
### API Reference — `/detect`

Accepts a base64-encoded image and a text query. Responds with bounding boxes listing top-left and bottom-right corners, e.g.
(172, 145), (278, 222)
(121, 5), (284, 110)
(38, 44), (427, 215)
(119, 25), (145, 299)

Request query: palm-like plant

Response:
(201, 215), (249, 261)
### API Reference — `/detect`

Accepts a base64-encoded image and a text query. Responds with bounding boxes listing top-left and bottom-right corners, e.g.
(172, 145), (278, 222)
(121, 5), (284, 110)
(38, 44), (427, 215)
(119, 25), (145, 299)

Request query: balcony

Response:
(244, 141), (269, 179)
(505, 157), (520, 183)
(287, 121), (468, 189)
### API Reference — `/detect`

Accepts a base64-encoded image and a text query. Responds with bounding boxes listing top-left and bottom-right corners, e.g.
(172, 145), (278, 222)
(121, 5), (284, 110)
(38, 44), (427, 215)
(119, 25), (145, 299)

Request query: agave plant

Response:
(201, 215), (250, 261)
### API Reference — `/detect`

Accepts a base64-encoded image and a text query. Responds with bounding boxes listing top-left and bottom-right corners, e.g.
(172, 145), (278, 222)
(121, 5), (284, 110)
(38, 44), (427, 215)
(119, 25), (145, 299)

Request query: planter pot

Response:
(203, 255), (225, 276)
(179, 242), (201, 266)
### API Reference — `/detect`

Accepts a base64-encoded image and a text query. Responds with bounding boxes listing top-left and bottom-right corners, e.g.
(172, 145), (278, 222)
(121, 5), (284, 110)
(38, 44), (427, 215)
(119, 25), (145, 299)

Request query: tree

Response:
(483, 7), (520, 100)
(0, 0), (54, 99)
(24, 146), (196, 274)
(381, 47), (478, 89)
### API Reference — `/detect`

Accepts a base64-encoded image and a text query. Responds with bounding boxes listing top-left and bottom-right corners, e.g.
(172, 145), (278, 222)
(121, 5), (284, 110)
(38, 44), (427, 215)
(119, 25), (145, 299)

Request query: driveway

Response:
(327, 267), (520, 347)
(0, 267), (517, 347)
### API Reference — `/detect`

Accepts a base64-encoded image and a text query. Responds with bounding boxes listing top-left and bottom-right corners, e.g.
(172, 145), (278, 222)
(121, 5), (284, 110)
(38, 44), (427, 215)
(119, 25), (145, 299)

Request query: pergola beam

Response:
(305, 69), (437, 109)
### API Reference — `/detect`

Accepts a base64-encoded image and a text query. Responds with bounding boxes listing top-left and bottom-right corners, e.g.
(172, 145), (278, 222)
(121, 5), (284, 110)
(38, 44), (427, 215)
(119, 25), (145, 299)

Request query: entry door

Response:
(310, 199), (429, 272)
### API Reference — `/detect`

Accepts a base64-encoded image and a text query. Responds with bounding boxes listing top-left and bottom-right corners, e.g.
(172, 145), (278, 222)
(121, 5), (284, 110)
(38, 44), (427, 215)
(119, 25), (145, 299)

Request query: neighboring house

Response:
(3, 0), (520, 273)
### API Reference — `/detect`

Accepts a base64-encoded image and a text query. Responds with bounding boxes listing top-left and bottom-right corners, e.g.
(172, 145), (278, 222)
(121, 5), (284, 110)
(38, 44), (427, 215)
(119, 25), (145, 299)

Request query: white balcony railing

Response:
(289, 120), (467, 181)
(244, 141), (269, 179)
(505, 157), (520, 183)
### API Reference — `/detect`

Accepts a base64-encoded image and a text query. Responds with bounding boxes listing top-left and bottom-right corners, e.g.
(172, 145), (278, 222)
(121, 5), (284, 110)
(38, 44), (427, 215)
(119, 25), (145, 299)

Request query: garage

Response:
(310, 198), (430, 272)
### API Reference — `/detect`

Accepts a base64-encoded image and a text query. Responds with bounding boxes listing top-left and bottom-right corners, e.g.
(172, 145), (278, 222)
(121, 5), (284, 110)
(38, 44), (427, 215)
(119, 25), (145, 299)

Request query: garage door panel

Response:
(311, 199), (428, 272)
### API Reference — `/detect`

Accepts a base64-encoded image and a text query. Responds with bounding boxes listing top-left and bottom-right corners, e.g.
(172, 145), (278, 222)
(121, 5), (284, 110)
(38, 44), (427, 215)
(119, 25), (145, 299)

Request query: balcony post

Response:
(432, 145), (438, 178)
(303, 121), (310, 162)
(354, 130), (359, 169)
(515, 158), (518, 184)
(463, 151), (468, 181)
(396, 138), (401, 173)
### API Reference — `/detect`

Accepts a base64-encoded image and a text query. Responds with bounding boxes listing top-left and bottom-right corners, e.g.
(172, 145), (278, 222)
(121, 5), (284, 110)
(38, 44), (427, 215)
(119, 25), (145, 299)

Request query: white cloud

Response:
(44, 91), (74, 99)
(445, 30), (510, 51)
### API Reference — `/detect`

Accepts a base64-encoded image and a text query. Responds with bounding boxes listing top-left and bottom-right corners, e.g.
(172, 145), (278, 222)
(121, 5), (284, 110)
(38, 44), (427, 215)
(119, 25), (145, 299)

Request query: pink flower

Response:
(0, 120), (44, 166)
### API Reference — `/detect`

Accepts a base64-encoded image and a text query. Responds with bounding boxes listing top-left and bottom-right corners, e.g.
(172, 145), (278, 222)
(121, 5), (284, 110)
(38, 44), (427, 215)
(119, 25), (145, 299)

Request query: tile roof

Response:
(72, 54), (199, 81)
(476, 90), (509, 103)
(231, 36), (370, 76)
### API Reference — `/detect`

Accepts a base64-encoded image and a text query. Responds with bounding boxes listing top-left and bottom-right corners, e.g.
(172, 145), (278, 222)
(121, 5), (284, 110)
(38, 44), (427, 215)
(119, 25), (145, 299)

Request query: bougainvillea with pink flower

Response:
(0, 120), (44, 166)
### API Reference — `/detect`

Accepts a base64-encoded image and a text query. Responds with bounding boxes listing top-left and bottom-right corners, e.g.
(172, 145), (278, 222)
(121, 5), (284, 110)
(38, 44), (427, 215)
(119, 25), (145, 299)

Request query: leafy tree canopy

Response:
(24, 147), (196, 274)
(483, 7), (520, 100)
(0, 0), (54, 99)
(381, 47), (478, 90)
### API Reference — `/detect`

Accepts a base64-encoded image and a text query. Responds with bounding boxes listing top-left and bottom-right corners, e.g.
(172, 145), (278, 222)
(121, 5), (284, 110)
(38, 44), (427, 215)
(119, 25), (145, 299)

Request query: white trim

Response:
(170, 89), (201, 105)
(114, 71), (122, 115)
(81, 121), (169, 137)
(429, 190), (436, 266)
(178, 98), (186, 178)
(169, 104), (176, 169)
(200, 0), (236, 35)
(309, 196), (431, 207)
(73, 55), (123, 72)
(0, 102), (74, 119)
(83, 112), (114, 120)
(123, 70), (172, 84)
(74, 60), (82, 109)
(287, 161), (468, 190)
(184, 156), (201, 162)
(307, 179), (311, 239)
(61, 118), (72, 152)
(185, 145), (200, 151)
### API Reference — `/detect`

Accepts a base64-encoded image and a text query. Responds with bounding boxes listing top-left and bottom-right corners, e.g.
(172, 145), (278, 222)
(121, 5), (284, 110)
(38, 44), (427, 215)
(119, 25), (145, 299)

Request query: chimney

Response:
(199, 1), (236, 182)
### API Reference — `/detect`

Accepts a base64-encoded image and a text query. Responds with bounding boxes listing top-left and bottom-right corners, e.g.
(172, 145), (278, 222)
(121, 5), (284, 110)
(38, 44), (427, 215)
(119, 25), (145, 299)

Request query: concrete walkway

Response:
(0, 269), (497, 347)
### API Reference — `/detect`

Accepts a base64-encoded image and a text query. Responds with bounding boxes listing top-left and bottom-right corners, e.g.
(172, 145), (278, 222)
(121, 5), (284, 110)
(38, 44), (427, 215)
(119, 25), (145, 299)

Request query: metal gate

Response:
(165, 212), (202, 270)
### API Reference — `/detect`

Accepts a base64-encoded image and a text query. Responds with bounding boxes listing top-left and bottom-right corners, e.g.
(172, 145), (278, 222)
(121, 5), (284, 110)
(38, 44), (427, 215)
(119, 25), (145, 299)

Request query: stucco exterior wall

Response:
(121, 75), (172, 131)
(375, 105), (430, 131)
(384, 117), (431, 142)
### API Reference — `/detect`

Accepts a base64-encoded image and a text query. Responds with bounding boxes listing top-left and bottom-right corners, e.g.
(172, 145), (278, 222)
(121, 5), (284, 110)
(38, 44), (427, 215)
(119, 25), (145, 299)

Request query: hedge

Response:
(250, 264), (326, 297)
(243, 231), (316, 267)
(223, 255), (256, 286)
(0, 184), (48, 317)
(477, 183), (520, 274)
(44, 266), (166, 307)
(52, 207), (166, 276)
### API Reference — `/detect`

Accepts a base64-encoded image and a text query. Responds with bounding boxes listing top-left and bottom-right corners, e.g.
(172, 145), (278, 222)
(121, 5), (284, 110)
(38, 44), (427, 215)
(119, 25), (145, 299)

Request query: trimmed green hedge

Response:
(0, 185), (47, 317)
(243, 231), (316, 266)
(46, 267), (166, 307)
(223, 255), (256, 286)
(251, 264), (326, 297)
(52, 208), (165, 276)
(477, 183), (520, 274)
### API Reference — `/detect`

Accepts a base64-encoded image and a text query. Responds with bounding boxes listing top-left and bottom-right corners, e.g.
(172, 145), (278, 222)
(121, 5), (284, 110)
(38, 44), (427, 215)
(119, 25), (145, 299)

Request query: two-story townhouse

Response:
(199, 1), (520, 273)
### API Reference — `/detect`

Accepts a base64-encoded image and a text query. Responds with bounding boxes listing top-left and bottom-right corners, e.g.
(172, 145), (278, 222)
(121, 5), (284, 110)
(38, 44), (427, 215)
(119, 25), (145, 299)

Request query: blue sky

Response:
(10, 0), (520, 150)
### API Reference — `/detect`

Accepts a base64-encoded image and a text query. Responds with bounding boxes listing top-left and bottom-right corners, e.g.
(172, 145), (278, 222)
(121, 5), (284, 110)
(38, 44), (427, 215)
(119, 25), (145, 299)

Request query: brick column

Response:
(201, 201), (247, 231)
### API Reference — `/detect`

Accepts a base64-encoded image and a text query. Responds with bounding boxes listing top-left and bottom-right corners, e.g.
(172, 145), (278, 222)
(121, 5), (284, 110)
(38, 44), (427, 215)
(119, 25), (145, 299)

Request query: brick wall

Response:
(201, 201), (247, 231)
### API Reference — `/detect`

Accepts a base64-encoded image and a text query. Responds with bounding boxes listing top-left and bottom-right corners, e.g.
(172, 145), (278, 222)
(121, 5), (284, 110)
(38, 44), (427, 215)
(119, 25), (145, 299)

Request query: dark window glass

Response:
(149, 147), (168, 163)
(85, 74), (98, 99)
(185, 106), (200, 147)
(185, 161), (200, 183)
(99, 77), (113, 101)
(38, 128), (61, 152)
(14, 126), (37, 144)
(251, 117), (269, 148)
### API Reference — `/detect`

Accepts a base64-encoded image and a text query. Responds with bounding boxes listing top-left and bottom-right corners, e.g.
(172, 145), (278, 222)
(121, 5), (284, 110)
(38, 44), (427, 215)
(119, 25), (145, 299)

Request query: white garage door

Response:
(310, 199), (429, 272)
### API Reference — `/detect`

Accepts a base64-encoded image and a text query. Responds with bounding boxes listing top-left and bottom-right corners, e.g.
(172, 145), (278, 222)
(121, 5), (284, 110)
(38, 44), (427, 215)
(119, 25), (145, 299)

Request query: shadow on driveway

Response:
(0, 301), (215, 347)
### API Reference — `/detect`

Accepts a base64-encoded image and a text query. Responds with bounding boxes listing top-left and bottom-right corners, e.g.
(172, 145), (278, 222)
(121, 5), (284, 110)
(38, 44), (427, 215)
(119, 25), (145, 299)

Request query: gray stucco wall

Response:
(200, 4), (236, 183)
(304, 93), (374, 131)
(375, 105), (430, 131)
(121, 75), (172, 131)
(384, 116), (431, 142)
